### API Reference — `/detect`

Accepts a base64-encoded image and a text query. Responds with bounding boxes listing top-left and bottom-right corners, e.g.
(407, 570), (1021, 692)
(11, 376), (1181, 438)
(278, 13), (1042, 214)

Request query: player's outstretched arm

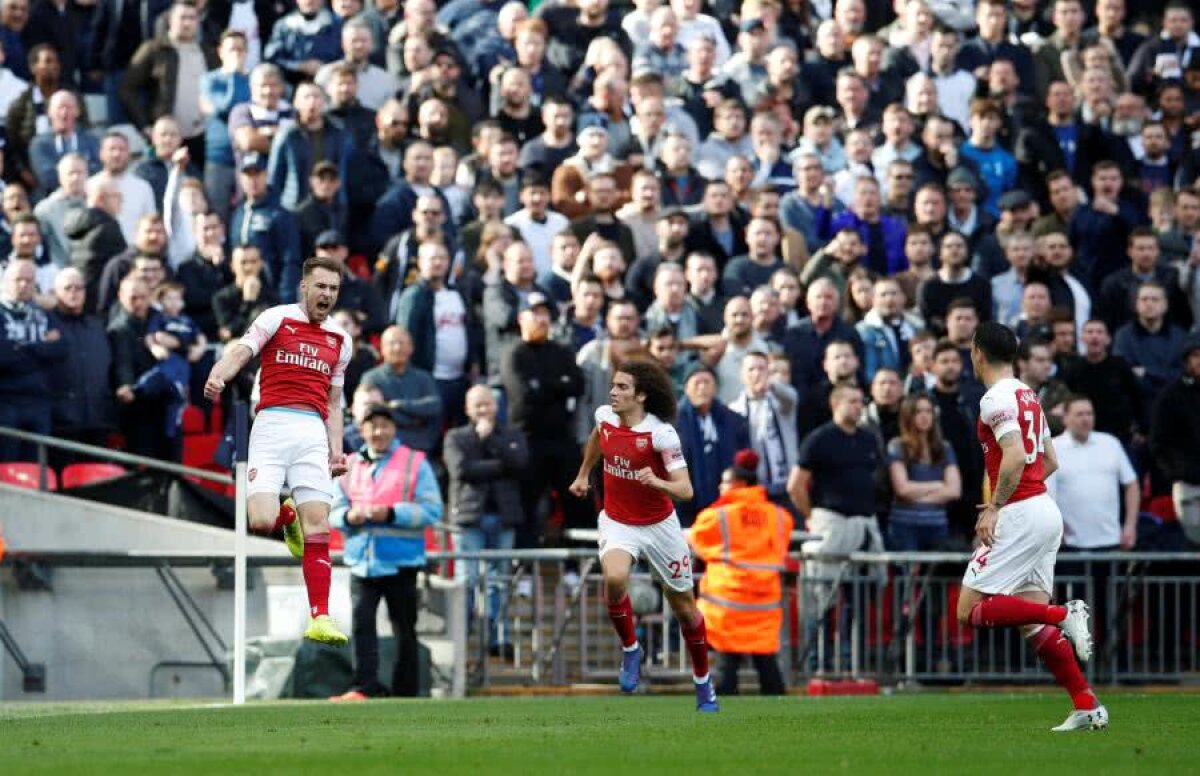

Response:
(203, 344), (254, 401)
(569, 428), (601, 497)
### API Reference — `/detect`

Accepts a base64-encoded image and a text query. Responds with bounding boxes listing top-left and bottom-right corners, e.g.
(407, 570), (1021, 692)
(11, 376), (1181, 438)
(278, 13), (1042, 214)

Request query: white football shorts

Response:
(247, 408), (334, 505)
(598, 511), (693, 593)
(962, 493), (1063, 596)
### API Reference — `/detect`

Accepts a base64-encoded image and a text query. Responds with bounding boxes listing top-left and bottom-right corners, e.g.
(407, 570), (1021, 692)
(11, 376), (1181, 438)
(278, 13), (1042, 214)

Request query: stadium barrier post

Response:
(232, 396), (249, 705)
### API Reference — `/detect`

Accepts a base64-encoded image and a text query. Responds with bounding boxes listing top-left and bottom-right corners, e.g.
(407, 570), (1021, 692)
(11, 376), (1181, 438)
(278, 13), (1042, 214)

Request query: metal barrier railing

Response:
(0, 426), (233, 486)
(451, 549), (1200, 690)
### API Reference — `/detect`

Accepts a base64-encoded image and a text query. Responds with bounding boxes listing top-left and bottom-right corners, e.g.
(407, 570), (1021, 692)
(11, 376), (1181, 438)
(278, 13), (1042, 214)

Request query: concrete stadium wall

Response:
(0, 484), (294, 701)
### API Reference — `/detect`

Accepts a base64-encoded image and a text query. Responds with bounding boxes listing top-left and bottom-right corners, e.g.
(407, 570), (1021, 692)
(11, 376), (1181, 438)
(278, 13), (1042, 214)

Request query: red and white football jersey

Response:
(595, 405), (688, 526)
(977, 377), (1049, 505)
(239, 304), (352, 419)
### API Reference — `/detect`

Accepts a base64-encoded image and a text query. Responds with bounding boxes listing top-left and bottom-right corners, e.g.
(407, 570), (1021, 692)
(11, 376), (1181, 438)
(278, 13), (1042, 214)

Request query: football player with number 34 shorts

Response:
(569, 360), (718, 713)
(204, 256), (352, 646)
(957, 322), (1107, 731)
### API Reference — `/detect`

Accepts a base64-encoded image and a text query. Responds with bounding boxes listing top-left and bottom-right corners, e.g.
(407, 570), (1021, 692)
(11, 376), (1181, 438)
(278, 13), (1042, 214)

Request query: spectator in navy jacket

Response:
(267, 82), (353, 211)
(1114, 280), (1186, 404)
(264, 0), (341, 87)
(48, 267), (114, 457)
(228, 152), (301, 303)
(0, 257), (66, 461)
(28, 90), (100, 198)
(676, 364), (750, 526)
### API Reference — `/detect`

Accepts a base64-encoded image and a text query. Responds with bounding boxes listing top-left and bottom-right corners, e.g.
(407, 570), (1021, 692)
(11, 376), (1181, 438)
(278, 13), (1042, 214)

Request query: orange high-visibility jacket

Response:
(688, 485), (794, 654)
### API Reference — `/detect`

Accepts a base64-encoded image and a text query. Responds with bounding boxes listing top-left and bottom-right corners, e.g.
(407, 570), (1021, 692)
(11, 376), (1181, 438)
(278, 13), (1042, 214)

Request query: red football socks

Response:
(1029, 626), (1098, 711)
(272, 500), (297, 534)
(969, 596), (1067, 628)
(681, 612), (710, 681)
(607, 593), (638, 649)
(302, 532), (332, 618)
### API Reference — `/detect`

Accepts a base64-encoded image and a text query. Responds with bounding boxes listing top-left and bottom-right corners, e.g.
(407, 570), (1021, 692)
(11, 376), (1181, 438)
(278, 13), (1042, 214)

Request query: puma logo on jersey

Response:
(283, 324), (296, 335)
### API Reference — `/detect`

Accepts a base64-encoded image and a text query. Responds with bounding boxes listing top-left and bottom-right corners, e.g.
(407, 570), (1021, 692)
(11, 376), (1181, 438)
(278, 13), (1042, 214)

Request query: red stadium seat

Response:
(182, 405), (206, 435)
(187, 463), (234, 498)
(183, 433), (222, 468)
(61, 463), (127, 488)
(0, 463), (58, 491)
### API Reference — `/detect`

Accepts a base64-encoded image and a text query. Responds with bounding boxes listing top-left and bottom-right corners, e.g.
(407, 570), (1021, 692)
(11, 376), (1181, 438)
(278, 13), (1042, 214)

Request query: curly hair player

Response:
(204, 255), (352, 646)
(570, 360), (716, 712)
(957, 321), (1106, 731)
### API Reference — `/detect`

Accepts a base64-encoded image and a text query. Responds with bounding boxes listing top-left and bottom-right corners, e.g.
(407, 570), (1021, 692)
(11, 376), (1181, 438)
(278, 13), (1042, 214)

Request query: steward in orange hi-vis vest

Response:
(689, 465), (794, 657)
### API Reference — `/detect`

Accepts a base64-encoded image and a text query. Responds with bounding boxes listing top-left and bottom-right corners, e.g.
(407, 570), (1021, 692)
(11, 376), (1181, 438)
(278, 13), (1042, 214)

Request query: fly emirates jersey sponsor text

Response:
(595, 405), (688, 526)
(239, 304), (352, 419)
(977, 377), (1050, 505)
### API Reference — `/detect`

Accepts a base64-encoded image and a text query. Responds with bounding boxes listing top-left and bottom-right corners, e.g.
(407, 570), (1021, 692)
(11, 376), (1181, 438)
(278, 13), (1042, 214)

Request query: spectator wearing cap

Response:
(0, 257), (65, 462)
(393, 241), (479, 428)
(28, 90), (100, 199)
(504, 174), (569, 279)
(229, 151), (301, 303)
(314, 230), (387, 336)
(267, 82), (353, 211)
(329, 402), (443, 700)
(676, 364), (750, 525)
(361, 326), (442, 455)
(719, 18), (769, 101)
(118, 3), (218, 163)
(264, 0), (341, 87)
(973, 189), (1037, 280)
(295, 161), (347, 263)
(499, 289), (587, 546)
(944, 167), (996, 252)
(626, 207), (690, 312)
(960, 99), (1017, 218)
(444, 383), (529, 659)
(1150, 333), (1200, 545)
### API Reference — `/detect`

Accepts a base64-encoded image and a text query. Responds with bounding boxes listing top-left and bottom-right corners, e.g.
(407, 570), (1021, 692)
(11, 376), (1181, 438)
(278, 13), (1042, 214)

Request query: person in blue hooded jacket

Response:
(329, 403), (444, 700)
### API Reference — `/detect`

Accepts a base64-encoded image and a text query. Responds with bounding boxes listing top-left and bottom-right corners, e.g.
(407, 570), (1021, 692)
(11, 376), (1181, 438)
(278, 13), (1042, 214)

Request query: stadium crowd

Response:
(1, 0), (1199, 566)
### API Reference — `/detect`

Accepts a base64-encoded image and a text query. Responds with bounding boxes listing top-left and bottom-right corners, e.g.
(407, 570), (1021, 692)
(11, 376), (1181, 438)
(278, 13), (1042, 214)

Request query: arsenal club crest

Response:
(248, 468), (257, 482)
(326, 335), (338, 349)
(635, 438), (648, 451)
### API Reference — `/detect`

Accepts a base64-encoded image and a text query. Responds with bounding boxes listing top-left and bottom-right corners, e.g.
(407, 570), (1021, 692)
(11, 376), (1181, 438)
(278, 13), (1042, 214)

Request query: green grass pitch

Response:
(1, 693), (1196, 774)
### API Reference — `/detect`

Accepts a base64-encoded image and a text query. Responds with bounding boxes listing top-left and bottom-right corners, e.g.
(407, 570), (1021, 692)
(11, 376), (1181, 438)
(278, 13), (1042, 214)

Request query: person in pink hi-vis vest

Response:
(328, 403), (444, 701)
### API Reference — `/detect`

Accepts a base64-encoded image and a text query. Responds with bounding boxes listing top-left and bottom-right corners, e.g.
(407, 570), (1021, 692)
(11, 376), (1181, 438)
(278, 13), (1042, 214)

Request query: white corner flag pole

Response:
(233, 459), (247, 705)
(232, 397), (249, 706)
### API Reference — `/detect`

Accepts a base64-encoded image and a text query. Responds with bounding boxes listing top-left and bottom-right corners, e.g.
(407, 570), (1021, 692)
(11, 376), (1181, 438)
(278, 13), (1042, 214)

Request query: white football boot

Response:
(1060, 600), (1094, 663)
(1052, 705), (1109, 732)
